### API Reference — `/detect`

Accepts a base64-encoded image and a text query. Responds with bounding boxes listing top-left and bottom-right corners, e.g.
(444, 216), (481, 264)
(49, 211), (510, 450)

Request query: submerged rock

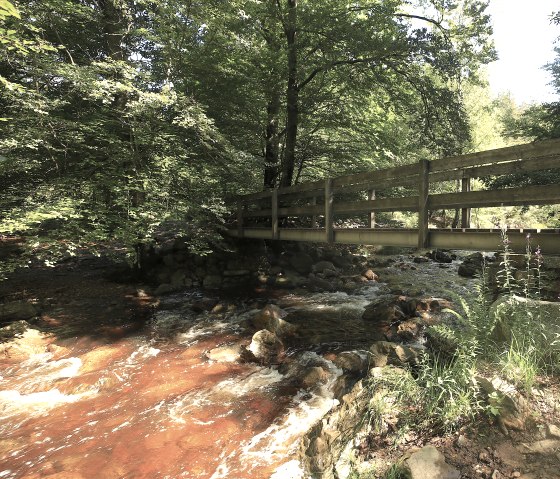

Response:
(205, 343), (243, 363)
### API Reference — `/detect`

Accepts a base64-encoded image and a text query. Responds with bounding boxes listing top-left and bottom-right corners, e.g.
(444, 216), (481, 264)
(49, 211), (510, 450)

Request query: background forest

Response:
(1, 0), (559, 264)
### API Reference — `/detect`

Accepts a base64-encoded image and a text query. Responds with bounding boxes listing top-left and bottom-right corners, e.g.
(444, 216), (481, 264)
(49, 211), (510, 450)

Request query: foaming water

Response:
(0, 286), (381, 478)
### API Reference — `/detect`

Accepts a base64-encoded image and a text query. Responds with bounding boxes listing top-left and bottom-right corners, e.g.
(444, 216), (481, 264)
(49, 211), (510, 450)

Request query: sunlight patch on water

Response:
(0, 388), (96, 423)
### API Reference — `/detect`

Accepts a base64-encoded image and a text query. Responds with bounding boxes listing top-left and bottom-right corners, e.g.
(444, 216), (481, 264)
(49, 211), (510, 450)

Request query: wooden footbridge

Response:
(228, 140), (560, 254)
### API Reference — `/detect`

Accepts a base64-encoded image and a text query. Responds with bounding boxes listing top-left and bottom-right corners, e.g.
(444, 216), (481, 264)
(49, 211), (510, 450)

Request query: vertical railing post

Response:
(311, 196), (318, 228)
(324, 178), (334, 243)
(237, 200), (244, 238)
(271, 189), (279, 240)
(461, 175), (471, 229)
(418, 160), (430, 249)
(367, 189), (376, 228)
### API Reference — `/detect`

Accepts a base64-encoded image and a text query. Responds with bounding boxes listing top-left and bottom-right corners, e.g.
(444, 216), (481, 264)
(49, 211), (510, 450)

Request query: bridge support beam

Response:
(367, 189), (376, 228)
(418, 160), (430, 249)
(272, 188), (279, 239)
(237, 200), (244, 238)
(325, 178), (334, 243)
(461, 176), (471, 228)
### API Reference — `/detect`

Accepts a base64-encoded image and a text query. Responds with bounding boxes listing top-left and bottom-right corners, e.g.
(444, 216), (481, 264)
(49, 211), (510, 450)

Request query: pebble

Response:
(479, 451), (491, 463)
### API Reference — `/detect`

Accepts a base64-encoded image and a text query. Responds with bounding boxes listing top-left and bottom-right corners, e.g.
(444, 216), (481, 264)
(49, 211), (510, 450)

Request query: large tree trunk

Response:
(264, 90), (281, 188)
(100, 0), (126, 61)
(281, 0), (298, 188)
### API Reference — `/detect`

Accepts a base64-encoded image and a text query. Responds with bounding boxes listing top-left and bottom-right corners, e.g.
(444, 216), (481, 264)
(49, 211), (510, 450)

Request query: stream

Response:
(0, 283), (389, 479)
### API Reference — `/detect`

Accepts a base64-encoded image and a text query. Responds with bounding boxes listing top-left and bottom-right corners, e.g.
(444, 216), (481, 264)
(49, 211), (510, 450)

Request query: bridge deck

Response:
(228, 228), (560, 254)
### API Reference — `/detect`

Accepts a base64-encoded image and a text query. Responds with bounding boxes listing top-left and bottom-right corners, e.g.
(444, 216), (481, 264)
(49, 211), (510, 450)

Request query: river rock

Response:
(331, 254), (354, 270)
(458, 252), (484, 278)
(301, 366), (329, 388)
(300, 380), (370, 478)
(246, 330), (284, 364)
(362, 269), (378, 281)
(333, 351), (368, 375)
(402, 445), (460, 479)
(308, 274), (335, 292)
(0, 301), (38, 323)
(154, 283), (177, 296)
(428, 250), (454, 264)
(312, 261), (338, 275)
(520, 439), (560, 455)
(251, 304), (297, 337)
(397, 320), (421, 341)
(289, 252), (314, 275)
(369, 341), (424, 368)
(362, 297), (406, 323)
(489, 295), (560, 345)
(476, 375), (530, 431)
(546, 423), (560, 439)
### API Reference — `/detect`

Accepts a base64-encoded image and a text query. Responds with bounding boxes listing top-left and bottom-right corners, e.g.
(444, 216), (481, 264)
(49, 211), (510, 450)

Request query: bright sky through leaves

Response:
(487, 0), (558, 105)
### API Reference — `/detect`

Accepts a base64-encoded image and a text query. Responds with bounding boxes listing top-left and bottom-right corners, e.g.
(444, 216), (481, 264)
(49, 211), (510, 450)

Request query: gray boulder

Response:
(403, 446), (460, 479)
(489, 295), (560, 346)
(458, 252), (484, 278)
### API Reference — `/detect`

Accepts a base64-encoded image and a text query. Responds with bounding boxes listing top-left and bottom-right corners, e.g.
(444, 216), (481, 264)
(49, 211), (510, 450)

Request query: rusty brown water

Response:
(0, 286), (384, 479)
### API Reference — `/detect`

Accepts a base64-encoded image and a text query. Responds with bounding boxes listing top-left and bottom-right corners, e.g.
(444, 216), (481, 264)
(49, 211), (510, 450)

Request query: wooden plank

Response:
(430, 230), (560, 254)
(334, 196), (419, 214)
(325, 178), (334, 243)
(277, 178), (325, 195)
(332, 164), (417, 188)
(271, 189), (279, 240)
(418, 160), (430, 249)
(415, 154), (560, 184)
(227, 228), (560, 254)
(429, 184), (560, 209)
(332, 176), (416, 194)
(461, 177), (471, 228)
(334, 229), (417, 247)
(279, 228), (326, 242)
(237, 200), (244, 238)
(430, 138), (560, 173)
(243, 209), (272, 218)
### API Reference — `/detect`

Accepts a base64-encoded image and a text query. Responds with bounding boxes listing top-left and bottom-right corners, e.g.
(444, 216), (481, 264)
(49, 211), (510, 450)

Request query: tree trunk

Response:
(281, 0), (298, 188)
(264, 90), (281, 188)
(100, 0), (126, 61)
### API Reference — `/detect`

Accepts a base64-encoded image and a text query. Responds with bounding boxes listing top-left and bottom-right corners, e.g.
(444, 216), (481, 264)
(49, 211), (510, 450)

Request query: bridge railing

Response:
(232, 139), (560, 251)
